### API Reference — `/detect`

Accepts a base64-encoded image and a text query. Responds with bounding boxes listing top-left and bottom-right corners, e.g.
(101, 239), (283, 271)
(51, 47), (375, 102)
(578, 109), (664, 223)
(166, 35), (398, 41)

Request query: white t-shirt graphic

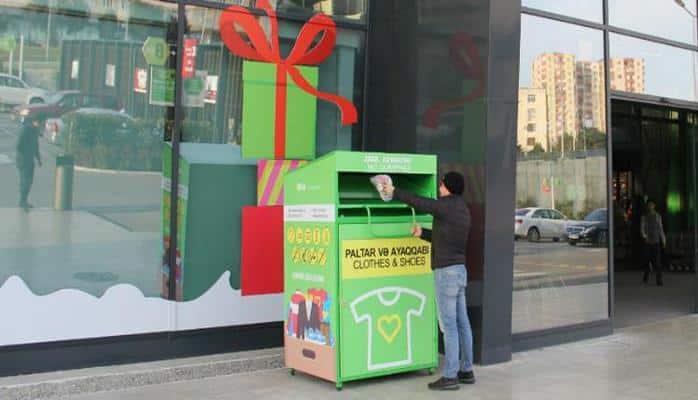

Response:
(350, 287), (426, 371)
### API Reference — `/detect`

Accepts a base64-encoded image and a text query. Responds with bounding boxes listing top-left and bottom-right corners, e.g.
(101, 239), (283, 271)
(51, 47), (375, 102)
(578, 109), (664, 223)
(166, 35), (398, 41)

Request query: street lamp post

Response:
(674, 0), (698, 100)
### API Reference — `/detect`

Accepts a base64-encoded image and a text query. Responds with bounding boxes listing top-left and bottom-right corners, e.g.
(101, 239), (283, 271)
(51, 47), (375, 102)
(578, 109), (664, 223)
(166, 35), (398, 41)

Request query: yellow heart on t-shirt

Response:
(377, 314), (402, 344)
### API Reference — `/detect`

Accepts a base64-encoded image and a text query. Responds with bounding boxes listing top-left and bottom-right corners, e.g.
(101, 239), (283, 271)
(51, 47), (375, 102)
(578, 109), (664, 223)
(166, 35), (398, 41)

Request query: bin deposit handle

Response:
(364, 206), (416, 238)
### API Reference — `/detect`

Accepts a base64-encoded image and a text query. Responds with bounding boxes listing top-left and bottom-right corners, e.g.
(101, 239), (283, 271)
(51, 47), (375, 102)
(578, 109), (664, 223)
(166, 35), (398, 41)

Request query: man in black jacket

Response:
(16, 115), (43, 211)
(383, 171), (474, 391)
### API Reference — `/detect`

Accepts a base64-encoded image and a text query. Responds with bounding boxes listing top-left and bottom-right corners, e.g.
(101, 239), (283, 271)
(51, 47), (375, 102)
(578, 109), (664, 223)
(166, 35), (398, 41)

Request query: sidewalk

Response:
(4, 315), (694, 400)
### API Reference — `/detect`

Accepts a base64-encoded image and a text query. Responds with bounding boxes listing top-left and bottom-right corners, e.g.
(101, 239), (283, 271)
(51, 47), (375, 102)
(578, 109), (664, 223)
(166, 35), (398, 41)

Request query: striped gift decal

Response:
(439, 163), (485, 204)
(257, 160), (308, 206)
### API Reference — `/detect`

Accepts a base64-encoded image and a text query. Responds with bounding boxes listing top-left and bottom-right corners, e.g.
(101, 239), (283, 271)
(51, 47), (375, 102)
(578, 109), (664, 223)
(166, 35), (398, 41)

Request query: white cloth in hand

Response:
(370, 174), (393, 202)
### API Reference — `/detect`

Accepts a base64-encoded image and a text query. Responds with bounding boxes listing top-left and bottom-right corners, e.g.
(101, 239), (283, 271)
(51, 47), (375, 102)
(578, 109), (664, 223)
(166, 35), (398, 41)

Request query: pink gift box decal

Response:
(257, 160), (308, 206)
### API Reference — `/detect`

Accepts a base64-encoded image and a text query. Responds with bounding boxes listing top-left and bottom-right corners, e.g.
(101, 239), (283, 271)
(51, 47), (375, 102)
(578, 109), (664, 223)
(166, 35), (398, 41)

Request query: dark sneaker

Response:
(428, 376), (459, 391)
(458, 370), (476, 384)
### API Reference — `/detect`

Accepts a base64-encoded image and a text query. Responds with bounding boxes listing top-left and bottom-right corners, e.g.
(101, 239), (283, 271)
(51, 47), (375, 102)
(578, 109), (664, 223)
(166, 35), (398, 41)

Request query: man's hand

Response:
(411, 224), (422, 238)
(383, 183), (395, 197)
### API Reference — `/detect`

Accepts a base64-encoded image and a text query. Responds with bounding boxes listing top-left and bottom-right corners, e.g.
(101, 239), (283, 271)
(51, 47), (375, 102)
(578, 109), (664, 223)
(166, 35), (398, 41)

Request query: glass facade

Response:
(0, 0), (367, 348)
(515, 15), (609, 333)
(609, 0), (697, 45)
(0, 1), (177, 304)
(522, 0), (602, 22)
(181, 5), (365, 153)
(519, 1), (698, 335)
(0, 0), (696, 373)
(610, 33), (698, 102)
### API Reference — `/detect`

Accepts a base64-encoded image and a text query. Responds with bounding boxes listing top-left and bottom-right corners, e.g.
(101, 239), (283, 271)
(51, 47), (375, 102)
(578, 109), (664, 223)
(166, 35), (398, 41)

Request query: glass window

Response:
(517, 208), (531, 216)
(180, 5), (364, 155)
(206, 0), (367, 23)
(522, 0), (602, 23)
(551, 210), (565, 220)
(609, 0), (697, 45)
(528, 108), (536, 120)
(515, 15), (609, 334)
(8, 77), (25, 88)
(610, 33), (698, 102)
(0, 1), (176, 305)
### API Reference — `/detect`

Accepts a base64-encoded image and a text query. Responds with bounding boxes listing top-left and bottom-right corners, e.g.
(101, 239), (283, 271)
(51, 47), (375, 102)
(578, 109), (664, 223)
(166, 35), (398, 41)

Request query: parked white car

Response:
(515, 207), (568, 242)
(0, 74), (47, 106)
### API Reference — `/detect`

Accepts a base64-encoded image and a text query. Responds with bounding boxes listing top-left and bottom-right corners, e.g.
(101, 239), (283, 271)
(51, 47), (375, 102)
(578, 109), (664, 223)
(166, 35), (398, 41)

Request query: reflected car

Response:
(514, 207), (568, 242)
(0, 73), (47, 106)
(566, 208), (608, 246)
(12, 91), (121, 121)
(45, 108), (138, 145)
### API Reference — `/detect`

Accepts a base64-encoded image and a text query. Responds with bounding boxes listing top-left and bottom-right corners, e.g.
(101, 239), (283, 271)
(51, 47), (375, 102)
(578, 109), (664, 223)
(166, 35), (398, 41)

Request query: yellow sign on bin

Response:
(341, 238), (431, 279)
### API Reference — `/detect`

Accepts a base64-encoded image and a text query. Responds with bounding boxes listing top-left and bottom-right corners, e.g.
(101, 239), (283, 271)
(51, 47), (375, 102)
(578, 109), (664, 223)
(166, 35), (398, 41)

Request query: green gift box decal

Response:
(219, 0), (358, 160)
(242, 61), (319, 160)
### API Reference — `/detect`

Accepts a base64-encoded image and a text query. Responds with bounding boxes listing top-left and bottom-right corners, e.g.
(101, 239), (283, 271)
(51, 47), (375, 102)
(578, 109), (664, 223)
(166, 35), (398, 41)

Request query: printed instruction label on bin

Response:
(284, 205), (335, 222)
(341, 238), (431, 279)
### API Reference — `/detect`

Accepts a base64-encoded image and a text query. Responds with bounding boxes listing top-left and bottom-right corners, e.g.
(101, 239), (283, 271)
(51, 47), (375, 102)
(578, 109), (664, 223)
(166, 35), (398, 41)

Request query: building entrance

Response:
(611, 99), (698, 328)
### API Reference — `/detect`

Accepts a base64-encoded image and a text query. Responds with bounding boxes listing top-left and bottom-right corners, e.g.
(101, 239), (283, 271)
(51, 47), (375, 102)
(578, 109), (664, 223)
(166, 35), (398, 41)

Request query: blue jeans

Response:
(434, 264), (473, 378)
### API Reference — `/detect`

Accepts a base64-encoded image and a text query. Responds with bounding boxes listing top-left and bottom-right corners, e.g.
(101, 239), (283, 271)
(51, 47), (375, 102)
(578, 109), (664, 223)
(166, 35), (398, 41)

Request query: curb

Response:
(74, 165), (161, 176)
(0, 350), (284, 400)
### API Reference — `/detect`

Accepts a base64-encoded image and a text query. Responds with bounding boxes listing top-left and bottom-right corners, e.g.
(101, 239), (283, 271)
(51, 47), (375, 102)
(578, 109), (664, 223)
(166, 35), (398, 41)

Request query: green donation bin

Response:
(283, 151), (438, 389)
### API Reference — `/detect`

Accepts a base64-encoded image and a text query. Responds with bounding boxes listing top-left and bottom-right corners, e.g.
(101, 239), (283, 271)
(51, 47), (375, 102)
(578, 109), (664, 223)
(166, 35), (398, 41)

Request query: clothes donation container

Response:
(283, 151), (438, 390)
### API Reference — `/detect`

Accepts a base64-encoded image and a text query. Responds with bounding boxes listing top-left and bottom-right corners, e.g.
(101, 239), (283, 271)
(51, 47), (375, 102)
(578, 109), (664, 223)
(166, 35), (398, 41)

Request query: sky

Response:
(519, 1), (698, 102)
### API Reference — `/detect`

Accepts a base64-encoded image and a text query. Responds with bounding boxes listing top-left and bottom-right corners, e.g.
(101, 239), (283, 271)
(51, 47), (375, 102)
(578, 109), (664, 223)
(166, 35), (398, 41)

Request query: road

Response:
(513, 239), (608, 289)
(0, 113), (160, 232)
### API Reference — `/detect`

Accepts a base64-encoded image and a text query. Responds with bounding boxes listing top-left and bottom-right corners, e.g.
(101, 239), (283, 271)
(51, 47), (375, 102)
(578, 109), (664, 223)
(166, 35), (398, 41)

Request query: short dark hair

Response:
(441, 171), (465, 195)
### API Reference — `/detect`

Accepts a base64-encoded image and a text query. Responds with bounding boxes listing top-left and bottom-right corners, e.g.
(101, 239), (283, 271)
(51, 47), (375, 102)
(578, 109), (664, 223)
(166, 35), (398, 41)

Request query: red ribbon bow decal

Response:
(423, 33), (486, 129)
(219, 0), (358, 159)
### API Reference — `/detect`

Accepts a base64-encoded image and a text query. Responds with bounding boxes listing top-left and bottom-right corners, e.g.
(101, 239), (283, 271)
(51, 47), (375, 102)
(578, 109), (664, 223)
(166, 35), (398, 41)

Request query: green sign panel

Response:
(283, 151), (438, 389)
(142, 37), (168, 66)
(149, 66), (175, 106)
(0, 36), (16, 52)
(184, 76), (204, 95)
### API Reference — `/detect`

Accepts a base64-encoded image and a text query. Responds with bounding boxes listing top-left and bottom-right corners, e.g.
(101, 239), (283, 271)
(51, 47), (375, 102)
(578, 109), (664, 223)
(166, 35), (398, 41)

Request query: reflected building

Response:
(517, 87), (548, 151)
(532, 53), (578, 148)
(609, 57), (646, 93)
(576, 60), (606, 134)
(520, 53), (645, 153)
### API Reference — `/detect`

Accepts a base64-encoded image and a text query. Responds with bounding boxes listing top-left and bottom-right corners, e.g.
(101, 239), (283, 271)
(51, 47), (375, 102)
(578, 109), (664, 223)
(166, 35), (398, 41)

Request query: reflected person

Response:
(641, 200), (666, 286)
(383, 172), (475, 391)
(16, 115), (43, 211)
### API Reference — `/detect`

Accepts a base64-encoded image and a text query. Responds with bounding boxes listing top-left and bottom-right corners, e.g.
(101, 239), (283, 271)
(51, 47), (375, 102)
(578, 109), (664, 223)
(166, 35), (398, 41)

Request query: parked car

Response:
(0, 74), (47, 106)
(566, 208), (608, 246)
(13, 91), (121, 121)
(45, 108), (137, 145)
(515, 207), (568, 242)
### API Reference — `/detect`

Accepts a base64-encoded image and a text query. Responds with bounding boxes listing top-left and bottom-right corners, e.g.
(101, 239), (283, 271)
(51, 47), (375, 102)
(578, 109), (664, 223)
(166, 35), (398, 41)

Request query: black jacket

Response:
(16, 124), (40, 167)
(394, 188), (470, 269)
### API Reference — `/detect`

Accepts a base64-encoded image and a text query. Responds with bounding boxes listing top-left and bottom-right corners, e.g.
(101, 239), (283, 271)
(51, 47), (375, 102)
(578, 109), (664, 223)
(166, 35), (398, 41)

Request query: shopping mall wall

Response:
(0, 0), (368, 375)
(0, 0), (523, 373)
(366, 0), (521, 364)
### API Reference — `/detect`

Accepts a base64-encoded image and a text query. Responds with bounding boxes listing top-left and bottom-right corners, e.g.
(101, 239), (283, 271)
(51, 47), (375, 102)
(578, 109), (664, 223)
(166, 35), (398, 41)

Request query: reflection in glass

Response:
(609, 0), (697, 45)
(182, 5), (364, 155)
(610, 33), (698, 102)
(0, 1), (177, 299)
(523, 0), (601, 22)
(206, 0), (367, 22)
(514, 15), (609, 333)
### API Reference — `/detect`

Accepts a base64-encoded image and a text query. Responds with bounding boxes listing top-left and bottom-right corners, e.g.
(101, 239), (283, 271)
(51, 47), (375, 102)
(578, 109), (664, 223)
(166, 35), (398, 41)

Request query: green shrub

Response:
(63, 112), (162, 171)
